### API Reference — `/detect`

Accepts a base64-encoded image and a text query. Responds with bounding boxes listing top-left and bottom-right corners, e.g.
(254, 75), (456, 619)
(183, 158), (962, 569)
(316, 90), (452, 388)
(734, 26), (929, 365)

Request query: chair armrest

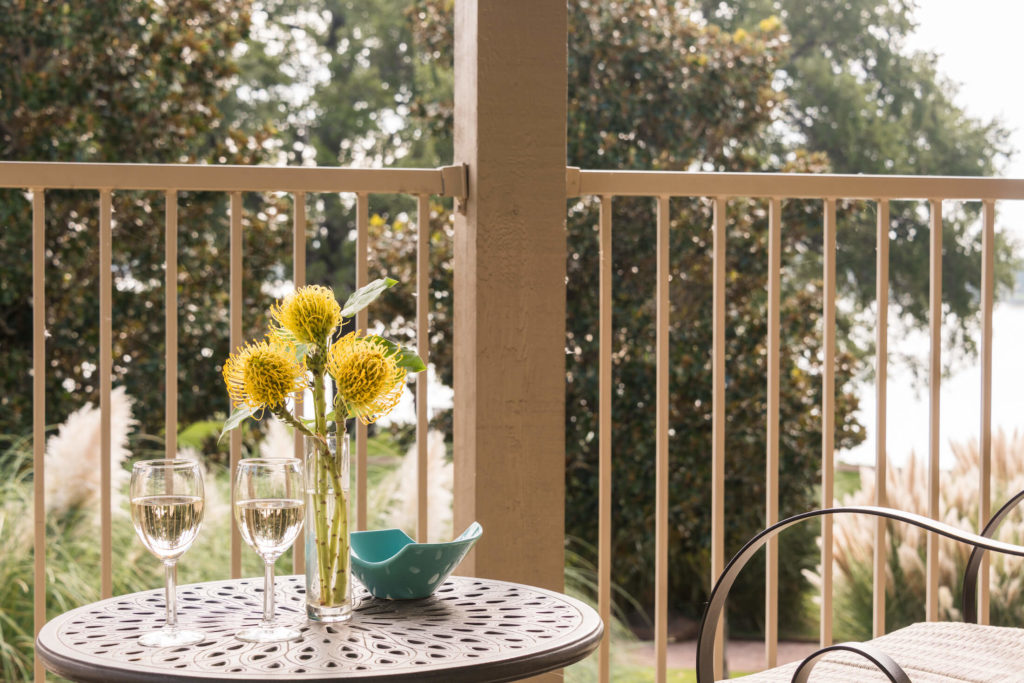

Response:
(696, 505), (1024, 683)
(789, 642), (911, 683)
(962, 487), (1024, 623)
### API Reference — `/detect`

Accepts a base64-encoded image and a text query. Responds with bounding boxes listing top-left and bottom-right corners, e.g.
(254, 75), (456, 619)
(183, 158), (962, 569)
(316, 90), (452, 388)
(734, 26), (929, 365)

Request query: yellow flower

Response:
(326, 332), (405, 424)
(223, 339), (307, 411)
(270, 285), (342, 345)
(759, 16), (781, 33)
(733, 27), (749, 43)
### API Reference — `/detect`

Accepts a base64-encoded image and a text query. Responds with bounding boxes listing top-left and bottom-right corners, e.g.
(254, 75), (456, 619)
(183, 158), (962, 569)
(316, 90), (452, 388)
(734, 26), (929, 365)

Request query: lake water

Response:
(841, 302), (1024, 468)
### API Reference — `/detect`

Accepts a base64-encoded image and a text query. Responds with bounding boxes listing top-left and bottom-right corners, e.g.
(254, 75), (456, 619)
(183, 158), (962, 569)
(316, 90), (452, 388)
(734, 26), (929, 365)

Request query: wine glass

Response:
(130, 459), (206, 647)
(233, 458), (305, 642)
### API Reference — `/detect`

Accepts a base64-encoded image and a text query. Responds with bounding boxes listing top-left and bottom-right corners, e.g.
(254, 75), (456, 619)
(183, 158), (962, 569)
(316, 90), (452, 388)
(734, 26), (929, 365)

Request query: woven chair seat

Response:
(726, 621), (1024, 682)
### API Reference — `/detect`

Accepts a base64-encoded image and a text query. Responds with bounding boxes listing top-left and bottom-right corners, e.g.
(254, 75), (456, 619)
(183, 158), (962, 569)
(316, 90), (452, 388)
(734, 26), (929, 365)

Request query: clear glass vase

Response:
(304, 433), (352, 622)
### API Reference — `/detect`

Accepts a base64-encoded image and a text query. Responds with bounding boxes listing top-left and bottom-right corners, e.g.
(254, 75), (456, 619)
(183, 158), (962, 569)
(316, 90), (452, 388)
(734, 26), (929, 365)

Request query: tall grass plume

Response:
(810, 430), (1024, 641)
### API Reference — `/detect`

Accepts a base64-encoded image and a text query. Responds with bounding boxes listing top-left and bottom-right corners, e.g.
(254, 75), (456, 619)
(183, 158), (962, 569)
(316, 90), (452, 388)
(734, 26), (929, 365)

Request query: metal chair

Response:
(696, 490), (1024, 682)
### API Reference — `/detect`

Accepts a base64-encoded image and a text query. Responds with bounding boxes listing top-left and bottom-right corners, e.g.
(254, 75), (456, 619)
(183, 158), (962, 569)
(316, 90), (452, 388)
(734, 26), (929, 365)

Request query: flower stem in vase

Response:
(304, 432), (351, 622)
(326, 455), (349, 603)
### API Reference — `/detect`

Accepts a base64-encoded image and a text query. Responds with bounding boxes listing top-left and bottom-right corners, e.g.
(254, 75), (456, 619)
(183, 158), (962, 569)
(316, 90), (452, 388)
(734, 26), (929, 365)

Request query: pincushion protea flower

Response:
(327, 332), (406, 424)
(222, 339), (306, 412)
(270, 284), (342, 346)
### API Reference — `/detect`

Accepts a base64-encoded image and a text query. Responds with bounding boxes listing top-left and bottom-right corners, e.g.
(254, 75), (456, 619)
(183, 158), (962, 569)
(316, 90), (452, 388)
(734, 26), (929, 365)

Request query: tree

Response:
(0, 1), (290, 443)
(699, 0), (1016, 366)
(223, 0), (452, 305)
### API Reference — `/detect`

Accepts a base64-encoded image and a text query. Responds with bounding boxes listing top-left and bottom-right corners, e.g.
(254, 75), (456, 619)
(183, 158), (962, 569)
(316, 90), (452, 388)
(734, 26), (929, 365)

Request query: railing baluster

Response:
(293, 191), (307, 575)
(165, 191), (178, 462)
(598, 195), (613, 683)
(712, 195), (727, 679)
(821, 197), (837, 648)
(979, 199), (995, 625)
(32, 189), (46, 683)
(765, 197), (781, 668)
(99, 189), (113, 600)
(873, 199), (890, 638)
(655, 195), (670, 683)
(230, 191), (243, 579)
(926, 199), (942, 622)
(355, 193), (369, 531)
(416, 194), (431, 542)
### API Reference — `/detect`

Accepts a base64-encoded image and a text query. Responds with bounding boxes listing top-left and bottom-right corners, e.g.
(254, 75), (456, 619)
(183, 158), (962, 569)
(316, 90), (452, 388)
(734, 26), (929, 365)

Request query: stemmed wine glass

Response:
(130, 459), (206, 647)
(233, 458), (305, 642)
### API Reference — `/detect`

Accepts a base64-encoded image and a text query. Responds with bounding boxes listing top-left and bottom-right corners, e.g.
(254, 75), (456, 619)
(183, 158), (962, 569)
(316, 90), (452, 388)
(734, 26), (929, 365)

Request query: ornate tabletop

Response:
(36, 574), (603, 682)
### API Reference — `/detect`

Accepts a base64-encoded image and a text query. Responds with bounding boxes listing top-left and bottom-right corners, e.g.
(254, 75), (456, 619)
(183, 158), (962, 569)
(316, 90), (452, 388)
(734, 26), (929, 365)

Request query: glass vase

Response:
(304, 433), (352, 622)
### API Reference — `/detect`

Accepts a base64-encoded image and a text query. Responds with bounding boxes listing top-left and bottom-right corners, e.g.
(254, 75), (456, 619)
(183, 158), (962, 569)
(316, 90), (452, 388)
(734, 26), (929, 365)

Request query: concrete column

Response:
(453, 0), (567, 594)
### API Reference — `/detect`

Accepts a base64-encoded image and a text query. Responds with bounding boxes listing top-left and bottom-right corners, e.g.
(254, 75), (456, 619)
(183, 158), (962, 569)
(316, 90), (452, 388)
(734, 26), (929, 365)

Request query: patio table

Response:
(36, 574), (603, 682)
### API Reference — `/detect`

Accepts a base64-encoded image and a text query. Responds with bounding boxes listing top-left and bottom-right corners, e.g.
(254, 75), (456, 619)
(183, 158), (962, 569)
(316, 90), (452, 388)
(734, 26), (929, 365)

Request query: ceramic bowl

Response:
(350, 522), (483, 600)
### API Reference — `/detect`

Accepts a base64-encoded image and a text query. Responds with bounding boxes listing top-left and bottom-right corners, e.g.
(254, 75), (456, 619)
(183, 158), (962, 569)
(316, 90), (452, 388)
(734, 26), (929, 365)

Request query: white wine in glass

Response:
(234, 458), (305, 643)
(130, 459), (205, 647)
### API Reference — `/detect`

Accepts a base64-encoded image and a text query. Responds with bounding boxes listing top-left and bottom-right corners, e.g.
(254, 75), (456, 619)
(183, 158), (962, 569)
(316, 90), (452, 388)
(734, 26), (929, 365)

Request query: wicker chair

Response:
(696, 490), (1024, 682)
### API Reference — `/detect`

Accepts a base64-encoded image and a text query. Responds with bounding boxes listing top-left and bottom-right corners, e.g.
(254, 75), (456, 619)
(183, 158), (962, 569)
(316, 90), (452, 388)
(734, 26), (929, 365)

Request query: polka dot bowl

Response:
(350, 522), (482, 599)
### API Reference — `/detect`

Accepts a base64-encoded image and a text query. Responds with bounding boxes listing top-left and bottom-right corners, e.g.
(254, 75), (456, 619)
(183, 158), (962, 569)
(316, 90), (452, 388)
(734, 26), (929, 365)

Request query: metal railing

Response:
(0, 161), (465, 682)
(566, 168), (1023, 682)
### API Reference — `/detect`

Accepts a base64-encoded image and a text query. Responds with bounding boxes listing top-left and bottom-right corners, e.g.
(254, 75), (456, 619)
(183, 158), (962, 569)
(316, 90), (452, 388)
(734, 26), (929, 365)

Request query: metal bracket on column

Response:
(441, 164), (468, 214)
(565, 166), (581, 198)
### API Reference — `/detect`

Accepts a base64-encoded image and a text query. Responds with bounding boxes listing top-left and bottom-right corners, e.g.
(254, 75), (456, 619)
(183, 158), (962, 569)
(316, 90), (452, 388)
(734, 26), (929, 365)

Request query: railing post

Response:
(452, 0), (567, 594)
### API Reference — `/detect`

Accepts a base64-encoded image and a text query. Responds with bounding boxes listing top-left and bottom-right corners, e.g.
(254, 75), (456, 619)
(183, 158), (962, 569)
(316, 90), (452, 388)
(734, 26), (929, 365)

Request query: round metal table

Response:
(36, 574), (603, 682)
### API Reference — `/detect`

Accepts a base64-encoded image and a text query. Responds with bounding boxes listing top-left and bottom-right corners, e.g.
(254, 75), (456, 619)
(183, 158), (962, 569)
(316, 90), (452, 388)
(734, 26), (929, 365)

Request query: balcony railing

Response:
(5, 161), (1024, 682)
(565, 169), (1024, 681)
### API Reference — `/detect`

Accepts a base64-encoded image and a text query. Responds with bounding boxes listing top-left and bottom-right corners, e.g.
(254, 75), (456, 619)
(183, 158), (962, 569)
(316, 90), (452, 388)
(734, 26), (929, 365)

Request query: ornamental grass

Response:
(808, 430), (1024, 641)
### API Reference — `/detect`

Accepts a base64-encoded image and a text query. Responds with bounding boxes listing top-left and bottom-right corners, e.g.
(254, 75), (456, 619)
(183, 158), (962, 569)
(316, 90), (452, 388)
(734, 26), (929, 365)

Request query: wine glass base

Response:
(138, 628), (205, 648)
(236, 624), (303, 643)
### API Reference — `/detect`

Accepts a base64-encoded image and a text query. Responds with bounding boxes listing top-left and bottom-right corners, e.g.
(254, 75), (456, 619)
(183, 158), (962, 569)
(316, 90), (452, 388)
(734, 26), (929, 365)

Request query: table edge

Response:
(36, 575), (605, 682)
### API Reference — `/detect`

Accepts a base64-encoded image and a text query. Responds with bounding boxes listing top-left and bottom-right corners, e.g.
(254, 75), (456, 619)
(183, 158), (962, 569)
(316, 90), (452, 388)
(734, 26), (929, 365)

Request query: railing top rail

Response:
(0, 161), (467, 197)
(570, 168), (1024, 201)
(7, 161), (1024, 202)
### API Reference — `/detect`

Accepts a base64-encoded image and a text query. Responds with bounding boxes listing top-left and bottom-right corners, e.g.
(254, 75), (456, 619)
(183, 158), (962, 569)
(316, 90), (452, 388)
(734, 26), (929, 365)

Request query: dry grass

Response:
(809, 430), (1024, 639)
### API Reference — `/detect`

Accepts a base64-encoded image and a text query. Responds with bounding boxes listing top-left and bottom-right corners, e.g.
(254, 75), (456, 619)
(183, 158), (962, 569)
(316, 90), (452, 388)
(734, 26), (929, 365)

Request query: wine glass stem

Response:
(164, 561), (178, 631)
(263, 560), (276, 625)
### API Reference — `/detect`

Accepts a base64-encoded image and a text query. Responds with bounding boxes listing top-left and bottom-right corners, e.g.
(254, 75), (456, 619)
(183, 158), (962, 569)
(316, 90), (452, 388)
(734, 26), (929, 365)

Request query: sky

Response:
(907, 0), (1024, 186)
(841, 1), (1024, 467)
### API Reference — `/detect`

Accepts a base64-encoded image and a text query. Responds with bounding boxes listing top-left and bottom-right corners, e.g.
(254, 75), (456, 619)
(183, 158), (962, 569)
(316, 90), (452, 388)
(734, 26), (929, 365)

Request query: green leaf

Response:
(269, 327), (307, 361)
(218, 404), (255, 443)
(370, 335), (427, 373)
(340, 278), (398, 318)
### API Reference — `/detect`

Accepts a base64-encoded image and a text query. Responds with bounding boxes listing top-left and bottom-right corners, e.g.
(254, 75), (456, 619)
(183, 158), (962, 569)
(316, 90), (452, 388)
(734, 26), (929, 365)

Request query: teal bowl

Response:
(350, 522), (482, 600)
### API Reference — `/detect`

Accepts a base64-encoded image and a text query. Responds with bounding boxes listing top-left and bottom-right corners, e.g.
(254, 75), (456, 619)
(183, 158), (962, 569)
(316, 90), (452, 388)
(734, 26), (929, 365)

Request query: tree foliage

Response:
(223, 0), (453, 305)
(563, 0), (840, 627)
(700, 0), (1017, 366)
(0, 1), (289, 439)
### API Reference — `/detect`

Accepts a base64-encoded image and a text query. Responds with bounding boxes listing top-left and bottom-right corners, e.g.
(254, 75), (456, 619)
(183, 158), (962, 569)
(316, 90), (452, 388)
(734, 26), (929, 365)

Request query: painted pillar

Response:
(453, 0), (567, 595)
